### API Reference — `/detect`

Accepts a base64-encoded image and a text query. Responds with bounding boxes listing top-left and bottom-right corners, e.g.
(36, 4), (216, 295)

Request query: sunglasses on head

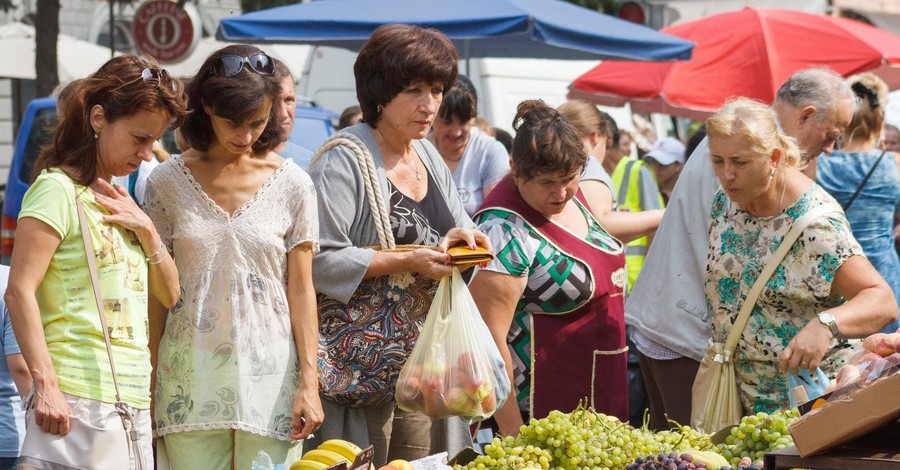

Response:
(112, 67), (176, 93)
(212, 53), (275, 78)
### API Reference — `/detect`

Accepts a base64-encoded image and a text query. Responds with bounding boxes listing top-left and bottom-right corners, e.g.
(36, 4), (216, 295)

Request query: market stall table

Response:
(765, 419), (900, 470)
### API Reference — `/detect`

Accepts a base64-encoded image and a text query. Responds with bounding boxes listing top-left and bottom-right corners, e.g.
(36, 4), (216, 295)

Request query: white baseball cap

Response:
(645, 137), (686, 166)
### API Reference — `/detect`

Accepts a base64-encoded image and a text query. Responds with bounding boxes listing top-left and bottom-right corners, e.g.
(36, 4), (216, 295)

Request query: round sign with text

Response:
(133, 0), (196, 63)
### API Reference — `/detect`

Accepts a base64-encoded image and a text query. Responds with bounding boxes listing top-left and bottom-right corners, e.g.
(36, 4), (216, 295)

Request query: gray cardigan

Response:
(307, 122), (475, 303)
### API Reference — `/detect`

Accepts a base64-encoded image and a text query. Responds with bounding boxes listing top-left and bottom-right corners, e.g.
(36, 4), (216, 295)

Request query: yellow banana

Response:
(289, 459), (329, 470)
(301, 449), (351, 466)
(688, 450), (730, 468)
(318, 439), (362, 461)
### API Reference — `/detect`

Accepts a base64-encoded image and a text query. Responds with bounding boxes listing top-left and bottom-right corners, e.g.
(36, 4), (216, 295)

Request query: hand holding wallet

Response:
(446, 245), (494, 266)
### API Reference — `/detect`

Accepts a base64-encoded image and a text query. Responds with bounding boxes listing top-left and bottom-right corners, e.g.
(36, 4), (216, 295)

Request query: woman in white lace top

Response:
(144, 45), (322, 470)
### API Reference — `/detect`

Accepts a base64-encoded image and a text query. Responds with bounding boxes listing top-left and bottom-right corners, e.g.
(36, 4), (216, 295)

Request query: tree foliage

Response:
(564, 0), (618, 14)
(241, 0), (296, 14)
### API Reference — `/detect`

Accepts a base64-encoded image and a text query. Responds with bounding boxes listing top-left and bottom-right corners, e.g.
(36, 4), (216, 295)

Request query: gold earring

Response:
(377, 104), (383, 114)
(770, 166), (776, 180)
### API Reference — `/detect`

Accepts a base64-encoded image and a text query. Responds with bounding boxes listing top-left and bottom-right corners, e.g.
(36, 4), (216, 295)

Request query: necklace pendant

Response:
(416, 171), (422, 181)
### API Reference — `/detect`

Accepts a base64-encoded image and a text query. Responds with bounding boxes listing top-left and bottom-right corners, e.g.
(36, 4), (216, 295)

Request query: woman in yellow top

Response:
(6, 55), (187, 469)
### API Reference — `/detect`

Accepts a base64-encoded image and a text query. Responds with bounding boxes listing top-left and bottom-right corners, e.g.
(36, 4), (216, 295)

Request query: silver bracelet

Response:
(146, 242), (166, 265)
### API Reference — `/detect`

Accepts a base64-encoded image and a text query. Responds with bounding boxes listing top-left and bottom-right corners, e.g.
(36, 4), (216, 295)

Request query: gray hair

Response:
(774, 68), (856, 120)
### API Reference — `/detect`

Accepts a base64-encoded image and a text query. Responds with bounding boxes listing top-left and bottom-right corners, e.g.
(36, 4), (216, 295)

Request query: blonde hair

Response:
(706, 98), (803, 168)
(844, 72), (888, 145)
(557, 99), (615, 142)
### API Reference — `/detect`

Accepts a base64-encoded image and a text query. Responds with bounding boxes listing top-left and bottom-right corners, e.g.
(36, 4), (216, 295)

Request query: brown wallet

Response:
(446, 245), (494, 266)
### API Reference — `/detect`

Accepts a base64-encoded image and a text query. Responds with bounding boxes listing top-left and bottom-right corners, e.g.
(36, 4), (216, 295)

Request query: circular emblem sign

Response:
(133, 0), (196, 63)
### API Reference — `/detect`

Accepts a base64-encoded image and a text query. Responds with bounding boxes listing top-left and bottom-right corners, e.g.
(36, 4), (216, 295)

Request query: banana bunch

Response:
(289, 439), (365, 470)
(686, 449), (730, 468)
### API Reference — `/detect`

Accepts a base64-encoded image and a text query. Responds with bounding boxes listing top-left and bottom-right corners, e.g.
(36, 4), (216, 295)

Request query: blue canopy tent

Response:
(216, 0), (694, 62)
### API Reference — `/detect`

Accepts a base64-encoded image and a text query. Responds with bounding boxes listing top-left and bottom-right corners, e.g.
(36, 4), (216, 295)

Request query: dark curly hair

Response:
(354, 24), (458, 126)
(510, 100), (587, 181)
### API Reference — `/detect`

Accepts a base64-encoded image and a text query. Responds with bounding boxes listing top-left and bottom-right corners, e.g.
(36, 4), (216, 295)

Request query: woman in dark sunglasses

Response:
(8, 54), (187, 470)
(306, 24), (492, 466)
(144, 44), (322, 469)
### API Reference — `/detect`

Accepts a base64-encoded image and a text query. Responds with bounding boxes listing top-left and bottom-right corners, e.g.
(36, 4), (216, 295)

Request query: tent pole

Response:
(109, 0), (115, 58)
(464, 39), (470, 76)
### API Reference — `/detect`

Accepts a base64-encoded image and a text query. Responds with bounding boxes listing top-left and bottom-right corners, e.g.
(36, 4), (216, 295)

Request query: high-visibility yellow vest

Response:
(610, 157), (665, 293)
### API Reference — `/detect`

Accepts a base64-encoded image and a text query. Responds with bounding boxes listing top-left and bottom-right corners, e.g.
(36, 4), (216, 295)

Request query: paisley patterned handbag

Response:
(311, 134), (438, 407)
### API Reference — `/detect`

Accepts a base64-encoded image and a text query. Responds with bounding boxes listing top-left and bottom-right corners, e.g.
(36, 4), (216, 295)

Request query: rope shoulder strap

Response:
(311, 132), (395, 250)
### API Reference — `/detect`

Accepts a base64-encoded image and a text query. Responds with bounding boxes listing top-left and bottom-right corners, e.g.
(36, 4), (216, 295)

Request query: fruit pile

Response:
(625, 451), (728, 470)
(396, 351), (500, 419)
(449, 405), (805, 470)
(454, 406), (714, 470)
(290, 439), (365, 470)
(714, 409), (798, 465)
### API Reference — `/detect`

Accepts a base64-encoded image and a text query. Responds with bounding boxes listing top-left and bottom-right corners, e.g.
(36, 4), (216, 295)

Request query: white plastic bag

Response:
(395, 268), (511, 420)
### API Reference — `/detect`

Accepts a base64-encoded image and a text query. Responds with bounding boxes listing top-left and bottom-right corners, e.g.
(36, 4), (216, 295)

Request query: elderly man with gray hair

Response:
(624, 67), (855, 431)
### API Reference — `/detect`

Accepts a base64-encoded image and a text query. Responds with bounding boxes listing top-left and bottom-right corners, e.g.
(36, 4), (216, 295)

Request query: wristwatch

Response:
(818, 311), (840, 339)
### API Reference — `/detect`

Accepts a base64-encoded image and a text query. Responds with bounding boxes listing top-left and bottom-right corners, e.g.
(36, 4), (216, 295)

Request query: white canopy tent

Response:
(0, 22), (114, 82)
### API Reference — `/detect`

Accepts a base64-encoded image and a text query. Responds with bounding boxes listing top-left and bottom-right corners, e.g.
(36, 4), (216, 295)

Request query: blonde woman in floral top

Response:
(705, 98), (897, 414)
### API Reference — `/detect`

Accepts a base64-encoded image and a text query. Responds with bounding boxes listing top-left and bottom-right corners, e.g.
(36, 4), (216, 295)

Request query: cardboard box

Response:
(788, 371), (900, 457)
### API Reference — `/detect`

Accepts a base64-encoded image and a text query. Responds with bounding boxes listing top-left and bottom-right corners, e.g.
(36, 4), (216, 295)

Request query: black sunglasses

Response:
(112, 67), (176, 93)
(212, 53), (275, 78)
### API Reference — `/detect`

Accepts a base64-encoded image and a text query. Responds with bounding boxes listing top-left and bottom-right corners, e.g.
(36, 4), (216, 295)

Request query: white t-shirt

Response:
(451, 127), (510, 216)
(624, 138), (719, 361)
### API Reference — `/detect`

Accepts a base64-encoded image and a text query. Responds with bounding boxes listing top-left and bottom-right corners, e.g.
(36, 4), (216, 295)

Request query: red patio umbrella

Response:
(568, 8), (900, 120)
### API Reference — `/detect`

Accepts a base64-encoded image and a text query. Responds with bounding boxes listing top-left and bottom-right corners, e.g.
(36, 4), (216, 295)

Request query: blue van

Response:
(0, 98), (337, 264)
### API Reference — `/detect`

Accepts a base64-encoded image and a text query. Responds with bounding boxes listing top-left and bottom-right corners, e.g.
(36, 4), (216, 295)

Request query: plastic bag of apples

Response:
(395, 268), (510, 420)
(825, 329), (900, 394)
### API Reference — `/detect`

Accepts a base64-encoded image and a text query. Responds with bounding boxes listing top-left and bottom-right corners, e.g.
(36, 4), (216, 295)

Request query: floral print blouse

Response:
(705, 184), (862, 413)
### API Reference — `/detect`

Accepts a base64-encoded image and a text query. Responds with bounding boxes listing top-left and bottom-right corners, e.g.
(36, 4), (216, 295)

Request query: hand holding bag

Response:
(395, 268), (511, 420)
(690, 203), (842, 434)
(19, 190), (147, 470)
(311, 133), (440, 407)
(787, 368), (830, 408)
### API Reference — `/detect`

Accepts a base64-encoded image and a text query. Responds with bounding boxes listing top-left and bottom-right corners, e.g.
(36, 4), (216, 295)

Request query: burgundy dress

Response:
(475, 176), (629, 421)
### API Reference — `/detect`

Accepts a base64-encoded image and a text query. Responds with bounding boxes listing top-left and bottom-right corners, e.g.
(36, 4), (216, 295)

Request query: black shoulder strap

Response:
(843, 150), (887, 211)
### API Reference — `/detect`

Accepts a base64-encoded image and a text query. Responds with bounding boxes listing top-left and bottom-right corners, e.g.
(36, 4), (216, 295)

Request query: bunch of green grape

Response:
(715, 409), (799, 465)
(458, 406), (711, 470)
(460, 436), (552, 469)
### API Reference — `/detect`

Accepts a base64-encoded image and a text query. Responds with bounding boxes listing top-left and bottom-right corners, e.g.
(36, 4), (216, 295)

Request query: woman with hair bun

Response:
(817, 73), (900, 333)
(468, 100), (628, 436)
